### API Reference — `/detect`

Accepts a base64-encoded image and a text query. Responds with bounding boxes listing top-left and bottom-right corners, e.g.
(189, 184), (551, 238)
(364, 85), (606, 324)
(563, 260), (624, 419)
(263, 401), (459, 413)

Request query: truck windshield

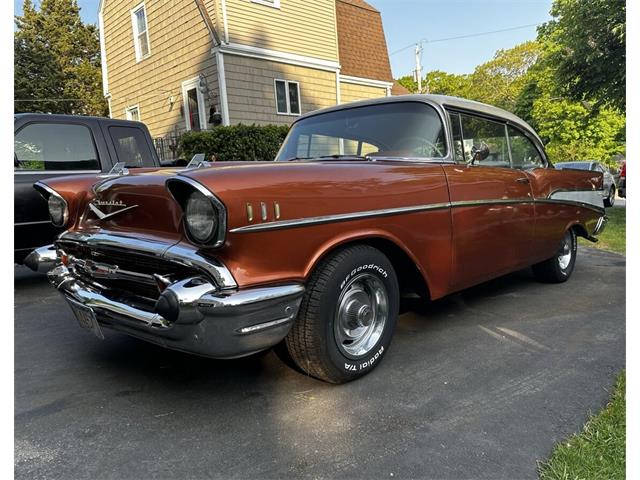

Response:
(276, 102), (447, 161)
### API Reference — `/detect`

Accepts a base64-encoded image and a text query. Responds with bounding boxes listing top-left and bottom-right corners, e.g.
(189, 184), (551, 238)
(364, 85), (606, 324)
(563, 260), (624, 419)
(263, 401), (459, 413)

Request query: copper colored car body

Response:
(27, 95), (608, 383)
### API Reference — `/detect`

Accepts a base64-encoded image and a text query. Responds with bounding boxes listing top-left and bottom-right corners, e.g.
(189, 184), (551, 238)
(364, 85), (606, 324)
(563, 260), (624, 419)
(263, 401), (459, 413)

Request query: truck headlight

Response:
(48, 194), (68, 227)
(185, 190), (218, 243)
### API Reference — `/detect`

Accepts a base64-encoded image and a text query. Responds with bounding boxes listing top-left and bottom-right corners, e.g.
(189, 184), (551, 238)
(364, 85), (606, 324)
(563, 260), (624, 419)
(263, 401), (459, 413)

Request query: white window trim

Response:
(130, 2), (151, 62)
(182, 77), (208, 131)
(251, 0), (281, 9)
(125, 105), (140, 121)
(274, 79), (301, 116)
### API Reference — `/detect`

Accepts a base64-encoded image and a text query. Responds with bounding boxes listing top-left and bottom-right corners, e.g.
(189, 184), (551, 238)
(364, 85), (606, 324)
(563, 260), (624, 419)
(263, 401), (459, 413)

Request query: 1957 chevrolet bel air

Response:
(26, 95), (608, 383)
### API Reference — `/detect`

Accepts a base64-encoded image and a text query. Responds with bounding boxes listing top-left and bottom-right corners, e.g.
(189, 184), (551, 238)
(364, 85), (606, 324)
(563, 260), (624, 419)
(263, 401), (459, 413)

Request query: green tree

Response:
(540, 0), (625, 111)
(396, 75), (417, 93)
(467, 41), (541, 111)
(14, 0), (107, 115)
(425, 70), (470, 97)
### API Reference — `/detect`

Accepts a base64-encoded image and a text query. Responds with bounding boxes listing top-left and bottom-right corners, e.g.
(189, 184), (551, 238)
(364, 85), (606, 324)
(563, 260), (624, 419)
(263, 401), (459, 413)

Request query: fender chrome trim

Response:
(229, 195), (605, 234)
(229, 202), (451, 233)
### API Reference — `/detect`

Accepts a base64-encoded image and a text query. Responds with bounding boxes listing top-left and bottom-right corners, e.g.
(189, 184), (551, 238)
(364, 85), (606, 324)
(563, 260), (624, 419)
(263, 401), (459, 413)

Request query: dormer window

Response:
(131, 3), (151, 62)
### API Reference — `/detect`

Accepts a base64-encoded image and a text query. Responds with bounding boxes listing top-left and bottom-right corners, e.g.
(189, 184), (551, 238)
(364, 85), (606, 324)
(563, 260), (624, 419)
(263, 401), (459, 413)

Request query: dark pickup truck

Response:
(14, 114), (164, 263)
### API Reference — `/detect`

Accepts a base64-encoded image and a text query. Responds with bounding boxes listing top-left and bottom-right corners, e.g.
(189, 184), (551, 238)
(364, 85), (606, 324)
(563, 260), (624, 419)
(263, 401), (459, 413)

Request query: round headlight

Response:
(48, 195), (67, 226)
(185, 191), (217, 243)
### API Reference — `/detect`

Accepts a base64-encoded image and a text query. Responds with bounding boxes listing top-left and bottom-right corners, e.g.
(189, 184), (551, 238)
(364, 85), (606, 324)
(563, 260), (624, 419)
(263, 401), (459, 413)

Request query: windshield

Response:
(276, 102), (447, 161)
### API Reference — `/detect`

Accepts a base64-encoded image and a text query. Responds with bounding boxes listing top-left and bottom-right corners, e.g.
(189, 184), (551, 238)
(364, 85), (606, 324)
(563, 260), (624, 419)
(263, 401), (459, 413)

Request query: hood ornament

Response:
(89, 199), (138, 220)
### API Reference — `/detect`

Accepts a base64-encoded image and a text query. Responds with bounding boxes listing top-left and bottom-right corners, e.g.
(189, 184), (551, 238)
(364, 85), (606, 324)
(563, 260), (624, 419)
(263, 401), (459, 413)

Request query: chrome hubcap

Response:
(334, 273), (388, 358)
(558, 232), (573, 270)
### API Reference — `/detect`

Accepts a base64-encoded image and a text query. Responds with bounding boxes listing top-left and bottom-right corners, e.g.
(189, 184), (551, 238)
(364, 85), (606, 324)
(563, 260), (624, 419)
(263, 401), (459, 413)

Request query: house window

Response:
(274, 79), (301, 116)
(182, 77), (208, 131)
(131, 3), (150, 62)
(251, 0), (281, 8)
(125, 105), (140, 121)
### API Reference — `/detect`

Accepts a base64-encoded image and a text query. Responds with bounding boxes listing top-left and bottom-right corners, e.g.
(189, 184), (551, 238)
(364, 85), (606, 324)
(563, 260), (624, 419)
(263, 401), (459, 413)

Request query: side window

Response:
(460, 114), (510, 167)
(131, 3), (151, 62)
(14, 123), (100, 171)
(108, 126), (155, 168)
(507, 126), (544, 169)
(448, 111), (464, 163)
(125, 106), (140, 121)
(275, 79), (301, 115)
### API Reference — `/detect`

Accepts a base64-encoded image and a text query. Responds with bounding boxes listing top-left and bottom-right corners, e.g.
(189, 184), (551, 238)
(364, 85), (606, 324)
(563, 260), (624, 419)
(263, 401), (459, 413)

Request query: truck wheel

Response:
(604, 187), (615, 207)
(284, 245), (399, 383)
(532, 229), (577, 283)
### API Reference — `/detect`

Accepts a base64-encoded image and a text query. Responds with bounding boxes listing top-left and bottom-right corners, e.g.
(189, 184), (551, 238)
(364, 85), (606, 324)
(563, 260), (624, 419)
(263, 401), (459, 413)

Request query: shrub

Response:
(179, 124), (290, 162)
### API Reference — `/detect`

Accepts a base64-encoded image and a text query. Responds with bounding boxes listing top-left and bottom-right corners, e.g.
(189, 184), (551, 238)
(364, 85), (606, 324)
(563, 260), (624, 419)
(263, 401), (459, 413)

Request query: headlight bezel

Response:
(166, 177), (227, 248)
(35, 182), (69, 227)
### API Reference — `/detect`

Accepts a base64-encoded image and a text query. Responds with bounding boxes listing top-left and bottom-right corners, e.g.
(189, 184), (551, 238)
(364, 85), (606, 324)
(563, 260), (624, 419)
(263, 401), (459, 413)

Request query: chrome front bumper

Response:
(30, 237), (305, 359)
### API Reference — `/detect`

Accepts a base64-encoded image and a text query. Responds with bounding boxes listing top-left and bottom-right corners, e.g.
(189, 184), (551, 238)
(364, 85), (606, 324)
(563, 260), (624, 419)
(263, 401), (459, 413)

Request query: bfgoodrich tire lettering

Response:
(284, 245), (399, 383)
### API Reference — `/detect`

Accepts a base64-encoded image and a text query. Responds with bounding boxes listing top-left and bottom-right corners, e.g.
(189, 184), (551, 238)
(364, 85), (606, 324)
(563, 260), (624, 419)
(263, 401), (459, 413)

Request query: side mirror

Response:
(471, 142), (490, 164)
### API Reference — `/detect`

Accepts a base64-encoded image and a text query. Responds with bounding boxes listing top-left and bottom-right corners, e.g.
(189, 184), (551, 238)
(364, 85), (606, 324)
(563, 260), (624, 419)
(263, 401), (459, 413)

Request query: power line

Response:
(390, 23), (542, 56)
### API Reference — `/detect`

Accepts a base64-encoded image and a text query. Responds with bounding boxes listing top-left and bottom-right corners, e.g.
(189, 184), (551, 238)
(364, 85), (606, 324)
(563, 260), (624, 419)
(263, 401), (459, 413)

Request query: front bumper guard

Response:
(37, 243), (304, 358)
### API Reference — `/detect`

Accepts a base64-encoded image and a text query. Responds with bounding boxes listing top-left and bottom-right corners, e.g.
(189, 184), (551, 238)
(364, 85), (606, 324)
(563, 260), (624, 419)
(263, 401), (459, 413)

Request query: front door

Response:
(444, 111), (535, 291)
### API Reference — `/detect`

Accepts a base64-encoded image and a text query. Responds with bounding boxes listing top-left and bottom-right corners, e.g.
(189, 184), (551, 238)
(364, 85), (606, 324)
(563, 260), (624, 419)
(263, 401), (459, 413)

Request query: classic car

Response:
(25, 95), (608, 384)
(14, 114), (167, 264)
(555, 160), (617, 207)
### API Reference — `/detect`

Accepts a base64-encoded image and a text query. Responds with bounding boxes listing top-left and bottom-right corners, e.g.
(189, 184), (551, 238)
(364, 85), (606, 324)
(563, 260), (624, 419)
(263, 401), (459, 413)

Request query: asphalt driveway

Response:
(14, 247), (625, 480)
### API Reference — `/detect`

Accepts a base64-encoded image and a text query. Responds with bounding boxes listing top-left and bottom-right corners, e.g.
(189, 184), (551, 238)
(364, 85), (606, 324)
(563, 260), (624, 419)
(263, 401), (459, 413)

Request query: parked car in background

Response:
(555, 160), (617, 207)
(618, 161), (626, 198)
(14, 114), (164, 264)
(26, 95), (607, 383)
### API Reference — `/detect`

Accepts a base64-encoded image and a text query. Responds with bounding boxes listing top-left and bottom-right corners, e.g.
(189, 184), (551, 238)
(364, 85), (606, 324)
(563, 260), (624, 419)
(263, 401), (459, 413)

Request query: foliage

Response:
(539, 371), (625, 479)
(468, 41), (541, 111)
(179, 124), (290, 162)
(14, 0), (107, 115)
(539, 0), (625, 111)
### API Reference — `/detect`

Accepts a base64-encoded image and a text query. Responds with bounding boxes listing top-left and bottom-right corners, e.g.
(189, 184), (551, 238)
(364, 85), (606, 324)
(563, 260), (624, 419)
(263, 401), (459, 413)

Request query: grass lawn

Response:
(538, 371), (626, 480)
(578, 206), (626, 255)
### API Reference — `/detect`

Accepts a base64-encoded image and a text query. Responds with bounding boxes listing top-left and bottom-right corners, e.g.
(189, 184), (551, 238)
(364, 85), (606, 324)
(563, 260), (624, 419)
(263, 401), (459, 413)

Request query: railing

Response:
(153, 134), (182, 162)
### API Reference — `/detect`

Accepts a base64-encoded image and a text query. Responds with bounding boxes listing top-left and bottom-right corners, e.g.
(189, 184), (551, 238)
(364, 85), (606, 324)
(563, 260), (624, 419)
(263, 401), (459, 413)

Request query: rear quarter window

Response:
(108, 126), (155, 168)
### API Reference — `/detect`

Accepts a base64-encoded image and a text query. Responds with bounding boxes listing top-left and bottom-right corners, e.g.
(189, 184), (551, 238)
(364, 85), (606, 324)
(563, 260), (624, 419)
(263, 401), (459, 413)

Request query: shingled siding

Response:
(103, 0), (219, 137)
(224, 54), (338, 125)
(339, 81), (388, 104)
(223, 0), (339, 62)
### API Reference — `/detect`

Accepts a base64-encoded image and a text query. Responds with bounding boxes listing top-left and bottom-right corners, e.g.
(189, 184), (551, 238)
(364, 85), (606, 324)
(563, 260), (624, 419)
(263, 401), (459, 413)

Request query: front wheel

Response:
(532, 229), (577, 283)
(604, 187), (616, 207)
(284, 245), (399, 383)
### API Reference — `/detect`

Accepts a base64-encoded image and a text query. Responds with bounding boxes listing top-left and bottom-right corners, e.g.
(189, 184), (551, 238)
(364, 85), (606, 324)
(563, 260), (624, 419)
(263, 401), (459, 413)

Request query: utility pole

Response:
(414, 43), (423, 93)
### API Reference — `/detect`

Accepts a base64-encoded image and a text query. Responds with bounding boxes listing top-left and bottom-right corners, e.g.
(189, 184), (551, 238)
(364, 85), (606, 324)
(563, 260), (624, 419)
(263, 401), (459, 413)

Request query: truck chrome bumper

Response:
(32, 235), (305, 358)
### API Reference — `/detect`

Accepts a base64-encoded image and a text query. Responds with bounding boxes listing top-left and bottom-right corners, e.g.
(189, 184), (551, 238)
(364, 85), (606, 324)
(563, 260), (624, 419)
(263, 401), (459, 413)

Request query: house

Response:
(99, 0), (405, 140)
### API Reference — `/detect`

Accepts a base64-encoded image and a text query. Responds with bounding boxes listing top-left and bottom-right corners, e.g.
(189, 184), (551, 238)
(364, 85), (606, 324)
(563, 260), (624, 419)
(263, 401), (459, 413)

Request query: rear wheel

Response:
(284, 245), (399, 383)
(604, 186), (616, 207)
(532, 229), (577, 283)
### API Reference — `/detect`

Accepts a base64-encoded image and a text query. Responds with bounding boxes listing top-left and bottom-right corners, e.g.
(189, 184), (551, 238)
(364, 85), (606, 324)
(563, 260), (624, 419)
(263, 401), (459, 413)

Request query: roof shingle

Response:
(335, 0), (394, 82)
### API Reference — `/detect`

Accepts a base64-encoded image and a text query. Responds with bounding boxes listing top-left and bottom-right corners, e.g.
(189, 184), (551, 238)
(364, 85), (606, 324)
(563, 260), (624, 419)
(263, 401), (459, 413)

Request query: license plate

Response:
(66, 298), (104, 340)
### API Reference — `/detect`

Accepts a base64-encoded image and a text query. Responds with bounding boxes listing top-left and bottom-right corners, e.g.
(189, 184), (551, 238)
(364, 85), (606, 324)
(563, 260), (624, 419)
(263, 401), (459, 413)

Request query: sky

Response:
(14, 0), (553, 77)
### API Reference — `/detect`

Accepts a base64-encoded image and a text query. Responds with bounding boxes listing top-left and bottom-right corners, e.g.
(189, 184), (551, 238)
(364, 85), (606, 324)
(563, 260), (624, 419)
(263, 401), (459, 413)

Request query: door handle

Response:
(516, 177), (530, 184)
